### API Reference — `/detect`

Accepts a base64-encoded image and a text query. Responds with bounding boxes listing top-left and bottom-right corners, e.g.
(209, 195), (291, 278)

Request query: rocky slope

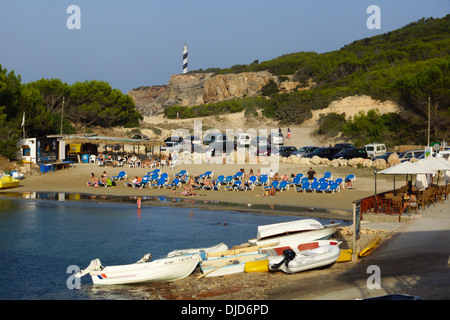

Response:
(128, 71), (290, 116)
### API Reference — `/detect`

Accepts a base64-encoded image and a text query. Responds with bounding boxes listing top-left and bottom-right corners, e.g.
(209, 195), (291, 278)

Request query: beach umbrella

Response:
(417, 157), (450, 171)
(378, 161), (435, 175)
(417, 157), (450, 185)
(377, 161), (436, 190)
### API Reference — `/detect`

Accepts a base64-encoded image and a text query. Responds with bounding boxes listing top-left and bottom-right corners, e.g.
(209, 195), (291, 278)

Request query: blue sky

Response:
(0, 0), (448, 93)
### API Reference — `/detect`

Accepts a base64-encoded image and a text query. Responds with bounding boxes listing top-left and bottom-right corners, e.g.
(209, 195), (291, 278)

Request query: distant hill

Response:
(183, 15), (449, 144)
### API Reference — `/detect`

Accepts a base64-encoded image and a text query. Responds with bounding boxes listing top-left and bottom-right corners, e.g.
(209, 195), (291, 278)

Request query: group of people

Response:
(87, 171), (110, 187)
(86, 166), (351, 196)
(93, 152), (177, 169)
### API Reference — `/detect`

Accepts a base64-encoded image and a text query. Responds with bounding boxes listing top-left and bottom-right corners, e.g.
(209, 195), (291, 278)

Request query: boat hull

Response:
(248, 224), (339, 247)
(90, 254), (200, 285)
(167, 242), (228, 258)
(0, 176), (19, 189)
(268, 244), (340, 274)
(201, 253), (268, 277)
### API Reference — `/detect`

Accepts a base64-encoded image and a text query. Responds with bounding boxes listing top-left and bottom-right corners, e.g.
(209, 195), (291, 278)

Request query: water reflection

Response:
(0, 191), (351, 221)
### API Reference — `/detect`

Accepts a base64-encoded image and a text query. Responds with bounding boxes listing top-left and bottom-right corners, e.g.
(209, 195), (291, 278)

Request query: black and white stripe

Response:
(183, 43), (188, 74)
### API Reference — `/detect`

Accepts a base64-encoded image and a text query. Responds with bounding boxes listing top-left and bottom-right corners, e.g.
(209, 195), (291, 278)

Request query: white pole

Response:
(427, 96), (430, 146)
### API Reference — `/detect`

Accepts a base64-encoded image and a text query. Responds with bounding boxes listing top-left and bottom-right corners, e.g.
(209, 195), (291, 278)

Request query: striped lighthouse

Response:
(182, 43), (188, 74)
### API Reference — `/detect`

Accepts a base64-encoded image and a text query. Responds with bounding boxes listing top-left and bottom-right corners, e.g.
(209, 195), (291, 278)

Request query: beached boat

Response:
(0, 175), (20, 189)
(260, 240), (341, 256)
(11, 171), (25, 180)
(268, 241), (341, 274)
(248, 219), (340, 247)
(76, 253), (201, 285)
(200, 253), (269, 277)
(207, 242), (279, 258)
(166, 242), (228, 258)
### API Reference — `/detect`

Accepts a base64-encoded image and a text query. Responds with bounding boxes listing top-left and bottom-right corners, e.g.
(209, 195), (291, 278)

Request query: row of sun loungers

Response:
(89, 169), (356, 193)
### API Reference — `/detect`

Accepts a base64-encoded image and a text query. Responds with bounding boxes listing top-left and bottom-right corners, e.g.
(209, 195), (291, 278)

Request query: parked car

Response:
(204, 140), (235, 156)
(256, 144), (273, 156)
(334, 143), (356, 150)
(277, 146), (298, 157)
(204, 133), (227, 145)
(373, 152), (395, 162)
(364, 143), (386, 159)
(292, 146), (318, 157)
(183, 135), (202, 153)
(398, 149), (425, 162)
(269, 132), (284, 145)
(234, 133), (252, 148)
(250, 136), (269, 148)
(161, 141), (183, 153)
(132, 134), (150, 140)
(303, 147), (341, 160)
(332, 148), (368, 160)
(164, 136), (184, 144)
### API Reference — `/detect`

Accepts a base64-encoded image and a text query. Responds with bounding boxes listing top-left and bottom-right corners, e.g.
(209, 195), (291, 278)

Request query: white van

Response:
(364, 143), (386, 159)
(234, 133), (251, 148)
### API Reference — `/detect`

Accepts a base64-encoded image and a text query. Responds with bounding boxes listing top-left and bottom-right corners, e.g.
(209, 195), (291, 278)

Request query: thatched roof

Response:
(63, 135), (165, 148)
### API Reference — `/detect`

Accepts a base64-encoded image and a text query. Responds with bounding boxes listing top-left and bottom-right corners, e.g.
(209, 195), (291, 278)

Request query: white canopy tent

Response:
(377, 161), (436, 190)
(417, 157), (450, 186)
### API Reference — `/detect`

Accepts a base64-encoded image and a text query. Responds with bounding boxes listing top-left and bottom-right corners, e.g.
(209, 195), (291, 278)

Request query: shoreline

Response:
(1, 162), (421, 300)
(1, 162), (396, 216)
(0, 190), (353, 222)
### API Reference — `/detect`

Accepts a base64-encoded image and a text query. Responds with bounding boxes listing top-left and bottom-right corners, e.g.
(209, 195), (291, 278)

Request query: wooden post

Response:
(352, 201), (361, 262)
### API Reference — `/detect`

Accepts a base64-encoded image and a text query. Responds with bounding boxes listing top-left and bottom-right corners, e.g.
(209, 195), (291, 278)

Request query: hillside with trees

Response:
(180, 15), (450, 146)
(0, 71), (142, 159)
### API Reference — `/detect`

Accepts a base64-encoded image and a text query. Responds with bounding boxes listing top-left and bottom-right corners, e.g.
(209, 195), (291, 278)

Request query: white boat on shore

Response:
(166, 242), (228, 258)
(260, 240), (341, 256)
(248, 219), (340, 247)
(268, 241), (341, 274)
(200, 253), (269, 277)
(76, 253), (201, 285)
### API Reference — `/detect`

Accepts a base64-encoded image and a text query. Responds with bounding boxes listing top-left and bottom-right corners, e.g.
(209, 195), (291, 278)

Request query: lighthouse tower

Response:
(182, 43), (188, 74)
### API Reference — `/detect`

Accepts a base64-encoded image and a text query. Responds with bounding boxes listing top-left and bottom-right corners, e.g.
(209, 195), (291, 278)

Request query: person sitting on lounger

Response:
(101, 171), (108, 184)
(88, 172), (100, 187)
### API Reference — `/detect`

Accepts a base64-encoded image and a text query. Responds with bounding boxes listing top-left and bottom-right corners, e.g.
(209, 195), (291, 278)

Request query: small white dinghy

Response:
(268, 241), (341, 274)
(248, 219), (340, 247)
(200, 253), (268, 278)
(166, 242), (228, 258)
(76, 253), (201, 285)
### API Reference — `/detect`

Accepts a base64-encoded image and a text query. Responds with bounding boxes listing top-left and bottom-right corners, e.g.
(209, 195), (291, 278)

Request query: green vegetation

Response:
(186, 15), (450, 146)
(0, 68), (142, 159)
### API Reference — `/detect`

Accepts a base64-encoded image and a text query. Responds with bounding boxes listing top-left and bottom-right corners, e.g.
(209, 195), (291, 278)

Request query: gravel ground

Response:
(113, 225), (396, 300)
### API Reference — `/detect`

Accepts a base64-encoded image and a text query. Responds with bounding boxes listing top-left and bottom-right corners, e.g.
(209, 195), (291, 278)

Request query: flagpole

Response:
(22, 111), (25, 139)
(60, 97), (64, 136)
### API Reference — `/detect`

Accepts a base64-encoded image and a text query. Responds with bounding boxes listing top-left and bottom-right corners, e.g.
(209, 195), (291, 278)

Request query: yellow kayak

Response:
(359, 236), (381, 257)
(337, 248), (356, 262)
(244, 259), (269, 273)
(0, 175), (20, 189)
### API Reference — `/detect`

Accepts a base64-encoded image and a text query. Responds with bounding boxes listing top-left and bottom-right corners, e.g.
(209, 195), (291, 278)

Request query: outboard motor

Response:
(269, 249), (296, 271)
(75, 258), (104, 278)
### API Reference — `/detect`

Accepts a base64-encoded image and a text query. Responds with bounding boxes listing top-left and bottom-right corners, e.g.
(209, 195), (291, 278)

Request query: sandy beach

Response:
(3, 161), (397, 219)
(0, 159), (418, 299)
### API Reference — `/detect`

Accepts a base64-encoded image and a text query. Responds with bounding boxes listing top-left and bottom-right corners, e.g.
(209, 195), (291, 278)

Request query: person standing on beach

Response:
(307, 167), (316, 181)
(287, 128), (291, 139)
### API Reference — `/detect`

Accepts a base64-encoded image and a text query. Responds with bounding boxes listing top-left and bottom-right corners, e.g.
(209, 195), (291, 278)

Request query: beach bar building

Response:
(62, 135), (165, 163)
(16, 137), (66, 172)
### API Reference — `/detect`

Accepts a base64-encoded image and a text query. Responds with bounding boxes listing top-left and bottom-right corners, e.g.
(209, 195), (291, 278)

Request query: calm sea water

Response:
(0, 194), (342, 300)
